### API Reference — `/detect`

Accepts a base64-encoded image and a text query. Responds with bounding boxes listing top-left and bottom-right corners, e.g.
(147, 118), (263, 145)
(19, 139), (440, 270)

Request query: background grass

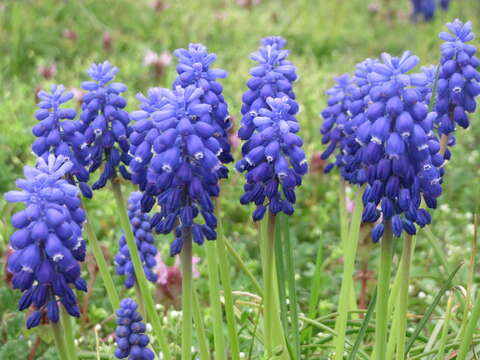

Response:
(0, 0), (479, 358)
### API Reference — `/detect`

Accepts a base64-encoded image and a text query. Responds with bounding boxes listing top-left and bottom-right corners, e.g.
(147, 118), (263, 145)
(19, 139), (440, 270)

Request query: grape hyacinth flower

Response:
(32, 85), (92, 197)
(358, 51), (444, 241)
(130, 85), (226, 255)
(238, 36), (299, 141)
(236, 96), (308, 221)
(114, 298), (154, 360)
(321, 58), (378, 185)
(115, 192), (158, 288)
(320, 74), (357, 173)
(5, 155), (87, 328)
(435, 19), (480, 139)
(173, 43), (233, 166)
(418, 65), (438, 105)
(78, 61), (132, 190)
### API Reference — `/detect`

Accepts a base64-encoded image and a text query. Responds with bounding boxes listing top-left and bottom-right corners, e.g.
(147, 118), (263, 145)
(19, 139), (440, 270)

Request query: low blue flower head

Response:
(435, 19), (480, 138)
(173, 43), (233, 165)
(5, 155), (87, 328)
(130, 85), (225, 255)
(238, 36), (299, 142)
(115, 192), (158, 288)
(78, 61), (132, 190)
(356, 52), (444, 241)
(33, 85), (92, 197)
(320, 74), (358, 173)
(236, 96), (308, 221)
(115, 298), (154, 360)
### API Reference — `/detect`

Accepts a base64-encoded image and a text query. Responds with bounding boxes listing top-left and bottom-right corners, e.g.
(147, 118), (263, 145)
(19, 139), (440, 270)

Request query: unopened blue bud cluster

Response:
(236, 36), (307, 221)
(5, 155), (87, 328)
(78, 61), (132, 190)
(115, 192), (158, 288)
(114, 298), (154, 360)
(435, 20), (480, 140)
(130, 43), (229, 255)
(32, 85), (92, 197)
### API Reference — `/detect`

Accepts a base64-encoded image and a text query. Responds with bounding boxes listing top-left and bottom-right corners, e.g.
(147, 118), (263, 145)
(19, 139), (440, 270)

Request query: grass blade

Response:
(405, 261), (463, 354)
(347, 289), (377, 360)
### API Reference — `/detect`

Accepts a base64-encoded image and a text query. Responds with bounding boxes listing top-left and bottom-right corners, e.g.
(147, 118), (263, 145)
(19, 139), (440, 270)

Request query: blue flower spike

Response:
(436, 19), (480, 144)
(5, 154), (87, 328)
(33, 84), (92, 197)
(78, 61), (132, 191)
(114, 298), (155, 360)
(237, 36), (307, 221)
(115, 192), (158, 288)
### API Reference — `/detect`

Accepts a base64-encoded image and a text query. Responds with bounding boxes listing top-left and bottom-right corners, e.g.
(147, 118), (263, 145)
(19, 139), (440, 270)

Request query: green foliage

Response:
(0, 0), (479, 358)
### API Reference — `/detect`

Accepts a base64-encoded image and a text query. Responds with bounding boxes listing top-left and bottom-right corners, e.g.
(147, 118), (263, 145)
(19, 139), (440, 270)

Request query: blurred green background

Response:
(0, 0), (479, 358)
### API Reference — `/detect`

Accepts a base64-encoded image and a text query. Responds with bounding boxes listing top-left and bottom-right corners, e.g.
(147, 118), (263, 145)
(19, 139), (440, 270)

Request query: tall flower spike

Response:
(114, 298), (154, 360)
(436, 19), (480, 141)
(33, 84), (92, 197)
(236, 96), (308, 221)
(5, 155), (87, 328)
(320, 74), (358, 173)
(115, 192), (158, 288)
(173, 43), (233, 167)
(358, 51), (444, 242)
(130, 85), (225, 255)
(78, 61), (132, 190)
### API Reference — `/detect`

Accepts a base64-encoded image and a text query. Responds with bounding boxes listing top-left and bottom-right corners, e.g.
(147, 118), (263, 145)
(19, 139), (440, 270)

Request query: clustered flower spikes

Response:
(5, 155), (87, 328)
(115, 192), (158, 288)
(78, 61), (132, 190)
(356, 51), (444, 241)
(435, 19), (480, 143)
(130, 84), (225, 255)
(32, 85), (92, 197)
(320, 73), (357, 173)
(173, 43), (233, 167)
(114, 298), (154, 360)
(236, 36), (307, 221)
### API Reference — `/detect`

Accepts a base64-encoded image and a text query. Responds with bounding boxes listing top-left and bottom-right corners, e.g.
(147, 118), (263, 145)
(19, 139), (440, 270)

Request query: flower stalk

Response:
(111, 180), (171, 360)
(181, 227), (193, 360)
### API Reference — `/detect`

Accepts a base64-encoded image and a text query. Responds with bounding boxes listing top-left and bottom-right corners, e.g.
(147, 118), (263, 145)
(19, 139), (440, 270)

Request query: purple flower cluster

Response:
(5, 155), (87, 328)
(32, 85), (91, 197)
(436, 20), (480, 139)
(236, 37), (307, 221)
(115, 192), (158, 288)
(411, 0), (450, 22)
(114, 298), (154, 360)
(129, 44), (230, 255)
(320, 74), (357, 173)
(355, 52), (444, 241)
(78, 61), (132, 190)
(173, 43), (233, 166)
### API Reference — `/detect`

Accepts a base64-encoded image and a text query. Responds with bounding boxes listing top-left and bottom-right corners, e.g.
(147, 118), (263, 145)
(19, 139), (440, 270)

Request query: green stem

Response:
(81, 197), (120, 310)
(52, 317), (70, 360)
(282, 215), (300, 360)
(395, 235), (414, 360)
(262, 212), (289, 359)
(274, 219), (289, 334)
(334, 187), (364, 360)
(205, 240), (226, 360)
(436, 292), (454, 360)
(192, 288), (211, 360)
(373, 223), (394, 359)
(110, 180), (171, 360)
(134, 282), (146, 316)
(62, 307), (77, 360)
(457, 290), (480, 360)
(215, 199), (241, 360)
(181, 229), (193, 360)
